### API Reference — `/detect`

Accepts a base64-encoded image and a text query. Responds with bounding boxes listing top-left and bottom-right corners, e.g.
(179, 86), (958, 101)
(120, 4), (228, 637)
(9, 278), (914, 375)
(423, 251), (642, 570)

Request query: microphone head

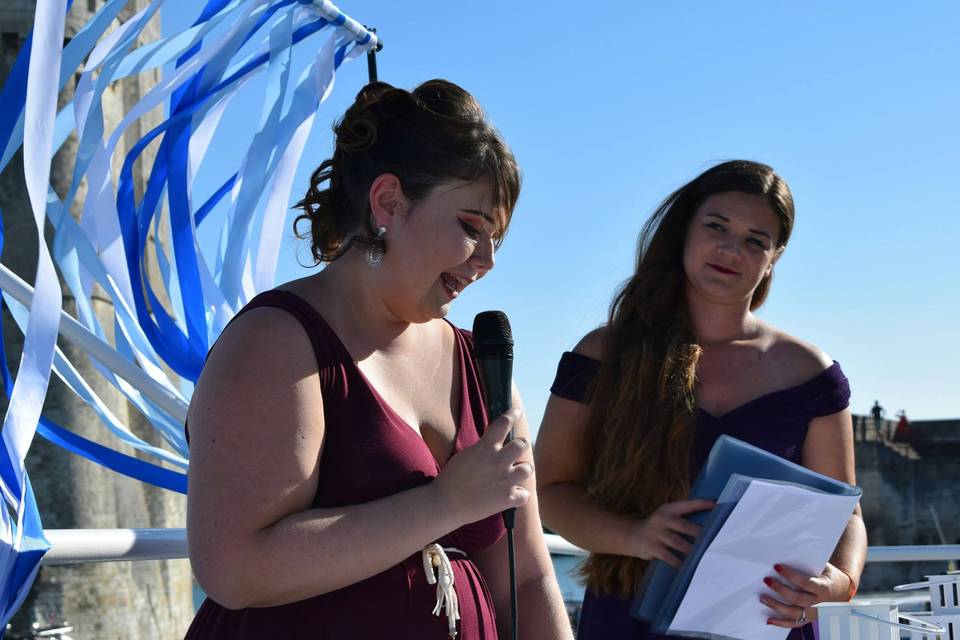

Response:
(472, 310), (513, 360)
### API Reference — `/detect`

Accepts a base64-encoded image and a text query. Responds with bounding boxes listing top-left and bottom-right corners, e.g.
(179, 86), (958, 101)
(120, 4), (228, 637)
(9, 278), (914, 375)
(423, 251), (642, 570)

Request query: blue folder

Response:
(631, 435), (862, 624)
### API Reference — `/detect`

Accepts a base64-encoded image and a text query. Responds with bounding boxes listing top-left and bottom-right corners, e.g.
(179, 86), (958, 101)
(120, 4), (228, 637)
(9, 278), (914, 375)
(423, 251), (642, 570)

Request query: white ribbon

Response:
(2, 0), (67, 498)
(2, 295), (187, 468)
(0, 0), (67, 626)
(422, 543), (465, 639)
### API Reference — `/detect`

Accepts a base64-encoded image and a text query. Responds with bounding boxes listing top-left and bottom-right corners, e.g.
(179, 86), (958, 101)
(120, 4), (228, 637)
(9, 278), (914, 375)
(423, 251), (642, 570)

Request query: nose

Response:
(471, 235), (496, 275)
(717, 236), (743, 257)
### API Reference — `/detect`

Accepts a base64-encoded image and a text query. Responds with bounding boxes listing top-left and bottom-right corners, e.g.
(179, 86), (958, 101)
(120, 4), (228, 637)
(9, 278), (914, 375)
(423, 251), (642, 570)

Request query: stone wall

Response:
(854, 416), (960, 593)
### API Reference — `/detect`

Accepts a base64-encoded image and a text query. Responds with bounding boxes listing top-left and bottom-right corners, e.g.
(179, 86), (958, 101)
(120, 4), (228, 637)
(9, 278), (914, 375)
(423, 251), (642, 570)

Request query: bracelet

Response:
(838, 568), (858, 601)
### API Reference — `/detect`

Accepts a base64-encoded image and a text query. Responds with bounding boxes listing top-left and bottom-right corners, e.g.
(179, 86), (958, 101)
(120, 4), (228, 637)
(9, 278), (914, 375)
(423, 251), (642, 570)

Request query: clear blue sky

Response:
(166, 1), (960, 433)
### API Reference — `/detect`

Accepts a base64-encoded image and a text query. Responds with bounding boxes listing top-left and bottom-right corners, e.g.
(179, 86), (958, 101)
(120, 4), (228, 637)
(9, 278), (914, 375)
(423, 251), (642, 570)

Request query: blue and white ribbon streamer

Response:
(0, 0), (378, 627)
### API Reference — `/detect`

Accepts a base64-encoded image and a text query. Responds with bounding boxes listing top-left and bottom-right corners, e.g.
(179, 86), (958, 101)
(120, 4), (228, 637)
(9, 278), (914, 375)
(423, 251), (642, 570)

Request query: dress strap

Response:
(233, 290), (347, 371)
(550, 350), (602, 404)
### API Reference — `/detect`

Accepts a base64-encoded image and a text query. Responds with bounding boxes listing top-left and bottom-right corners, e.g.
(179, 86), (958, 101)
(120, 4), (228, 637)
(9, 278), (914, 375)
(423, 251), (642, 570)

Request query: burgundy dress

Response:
(185, 290), (506, 639)
(550, 351), (851, 640)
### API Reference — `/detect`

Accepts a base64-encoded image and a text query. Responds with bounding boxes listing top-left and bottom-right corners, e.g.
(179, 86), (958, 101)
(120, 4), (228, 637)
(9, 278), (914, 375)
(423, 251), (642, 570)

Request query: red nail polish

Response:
(774, 564), (783, 573)
(763, 577), (773, 586)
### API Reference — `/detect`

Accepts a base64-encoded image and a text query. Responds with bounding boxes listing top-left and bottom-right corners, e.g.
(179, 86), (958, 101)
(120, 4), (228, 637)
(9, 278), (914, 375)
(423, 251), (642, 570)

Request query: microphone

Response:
(472, 310), (514, 424)
(472, 310), (519, 640)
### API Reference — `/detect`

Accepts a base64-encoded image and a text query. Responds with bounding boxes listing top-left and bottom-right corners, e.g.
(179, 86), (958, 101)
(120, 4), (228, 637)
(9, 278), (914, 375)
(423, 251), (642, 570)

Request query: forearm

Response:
(539, 482), (638, 557)
(494, 574), (573, 640)
(500, 574), (573, 640)
(829, 511), (868, 590)
(190, 482), (462, 608)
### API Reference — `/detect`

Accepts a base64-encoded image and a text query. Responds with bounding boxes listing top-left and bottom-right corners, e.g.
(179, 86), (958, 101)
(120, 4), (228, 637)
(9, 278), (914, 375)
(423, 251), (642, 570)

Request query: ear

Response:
(368, 174), (410, 229)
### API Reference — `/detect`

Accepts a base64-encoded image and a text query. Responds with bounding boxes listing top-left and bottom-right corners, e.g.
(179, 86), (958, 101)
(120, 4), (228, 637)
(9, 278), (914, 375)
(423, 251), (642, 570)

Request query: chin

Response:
(690, 281), (747, 305)
(410, 303), (449, 324)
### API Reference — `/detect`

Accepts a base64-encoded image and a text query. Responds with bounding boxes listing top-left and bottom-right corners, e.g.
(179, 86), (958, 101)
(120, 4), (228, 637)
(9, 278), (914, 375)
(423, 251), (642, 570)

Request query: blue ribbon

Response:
(0, 210), (186, 493)
(0, 2), (378, 629)
(0, 34), (31, 165)
(36, 420), (187, 495)
(117, 10), (332, 378)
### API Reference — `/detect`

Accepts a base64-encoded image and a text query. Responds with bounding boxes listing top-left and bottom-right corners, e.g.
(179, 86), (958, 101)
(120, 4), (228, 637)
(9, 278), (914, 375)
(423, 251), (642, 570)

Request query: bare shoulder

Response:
(572, 326), (610, 361)
(189, 305), (322, 435)
(760, 322), (834, 382)
(201, 305), (318, 381)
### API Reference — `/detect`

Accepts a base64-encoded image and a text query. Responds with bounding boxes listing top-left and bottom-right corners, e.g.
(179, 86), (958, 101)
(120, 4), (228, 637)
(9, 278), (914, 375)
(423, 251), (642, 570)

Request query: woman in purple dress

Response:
(185, 81), (572, 639)
(534, 160), (867, 639)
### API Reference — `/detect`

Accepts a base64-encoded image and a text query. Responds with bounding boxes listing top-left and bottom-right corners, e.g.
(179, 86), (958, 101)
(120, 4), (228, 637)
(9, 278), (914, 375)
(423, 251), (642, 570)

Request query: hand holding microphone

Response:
(472, 310), (523, 529)
(472, 310), (524, 640)
(431, 409), (532, 524)
(433, 310), (532, 527)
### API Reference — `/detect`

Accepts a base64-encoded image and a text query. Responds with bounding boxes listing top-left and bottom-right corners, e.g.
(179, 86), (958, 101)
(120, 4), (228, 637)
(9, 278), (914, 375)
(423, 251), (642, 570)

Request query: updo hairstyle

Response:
(293, 80), (520, 263)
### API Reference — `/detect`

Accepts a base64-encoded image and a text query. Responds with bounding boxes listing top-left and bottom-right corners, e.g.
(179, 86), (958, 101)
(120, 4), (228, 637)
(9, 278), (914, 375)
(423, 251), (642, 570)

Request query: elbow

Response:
(536, 481), (566, 532)
(191, 557), (249, 610)
(189, 537), (261, 610)
(200, 585), (252, 612)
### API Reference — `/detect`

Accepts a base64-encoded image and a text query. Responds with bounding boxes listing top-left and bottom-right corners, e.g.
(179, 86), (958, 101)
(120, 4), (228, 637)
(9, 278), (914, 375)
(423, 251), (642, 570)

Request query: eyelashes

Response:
(459, 219), (481, 239)
(704, 223), (769, 251)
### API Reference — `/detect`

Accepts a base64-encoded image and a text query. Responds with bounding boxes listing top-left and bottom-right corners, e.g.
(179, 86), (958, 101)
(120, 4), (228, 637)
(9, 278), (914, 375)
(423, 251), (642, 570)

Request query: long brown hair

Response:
(580, 160), (795, 596)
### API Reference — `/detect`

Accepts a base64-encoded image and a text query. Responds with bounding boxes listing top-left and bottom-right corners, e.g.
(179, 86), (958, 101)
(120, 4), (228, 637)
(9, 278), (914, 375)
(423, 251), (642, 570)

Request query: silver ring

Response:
(796, 610), (807, 626)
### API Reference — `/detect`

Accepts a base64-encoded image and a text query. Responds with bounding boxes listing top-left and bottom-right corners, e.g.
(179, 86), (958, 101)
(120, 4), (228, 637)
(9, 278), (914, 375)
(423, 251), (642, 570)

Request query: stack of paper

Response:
(632, 436), (862, 640)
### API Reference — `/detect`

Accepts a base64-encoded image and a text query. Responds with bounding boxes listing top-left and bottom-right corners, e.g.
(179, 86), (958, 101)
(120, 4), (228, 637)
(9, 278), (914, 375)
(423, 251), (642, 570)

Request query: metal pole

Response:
(38, 529), (960, 566)
(365, 26), (381, 83)
(42, 529), (189, 565)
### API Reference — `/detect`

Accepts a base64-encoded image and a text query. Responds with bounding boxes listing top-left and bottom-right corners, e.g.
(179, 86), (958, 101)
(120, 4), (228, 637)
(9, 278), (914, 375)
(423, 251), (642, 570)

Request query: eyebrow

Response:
(705, 212), (772, 239)
(460, 208), (495, 225)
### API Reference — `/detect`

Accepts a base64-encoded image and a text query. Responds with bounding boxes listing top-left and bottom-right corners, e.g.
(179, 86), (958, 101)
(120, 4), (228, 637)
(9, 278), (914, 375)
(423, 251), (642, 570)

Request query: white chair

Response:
(895, 575), (960, 615)
(889, 575), (960, 640)
(898, 612), (958, 640)
(815, 601), (945, 640)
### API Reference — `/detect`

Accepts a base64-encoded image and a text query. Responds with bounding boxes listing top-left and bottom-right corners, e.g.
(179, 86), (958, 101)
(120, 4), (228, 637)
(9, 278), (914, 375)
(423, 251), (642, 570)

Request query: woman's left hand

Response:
(760, 562), (853, 628)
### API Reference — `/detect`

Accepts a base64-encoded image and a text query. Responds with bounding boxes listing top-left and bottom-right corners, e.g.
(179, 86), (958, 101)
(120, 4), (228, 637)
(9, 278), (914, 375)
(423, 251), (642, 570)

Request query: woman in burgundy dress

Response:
(185, 81), (572, 639)
(534, 160), (867, 639)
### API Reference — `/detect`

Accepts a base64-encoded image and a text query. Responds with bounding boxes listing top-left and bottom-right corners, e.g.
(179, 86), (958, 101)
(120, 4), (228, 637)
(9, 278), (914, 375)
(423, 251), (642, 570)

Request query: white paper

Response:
(669, 480), (859, 640)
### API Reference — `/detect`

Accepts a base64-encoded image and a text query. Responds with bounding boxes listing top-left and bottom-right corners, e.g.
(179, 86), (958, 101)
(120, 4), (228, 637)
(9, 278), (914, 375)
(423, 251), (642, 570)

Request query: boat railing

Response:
(39, 529), (960, 566)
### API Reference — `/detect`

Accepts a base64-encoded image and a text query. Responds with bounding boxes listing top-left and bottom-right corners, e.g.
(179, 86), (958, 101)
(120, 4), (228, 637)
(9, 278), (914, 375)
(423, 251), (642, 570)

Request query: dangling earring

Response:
(366, 226), (387, 267)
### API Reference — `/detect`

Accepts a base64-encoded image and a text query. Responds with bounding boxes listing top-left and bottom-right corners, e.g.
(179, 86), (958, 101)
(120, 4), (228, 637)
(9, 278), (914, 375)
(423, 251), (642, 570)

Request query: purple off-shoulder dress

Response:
(185, 291), (505, 639)
(550, 351), (851, 640)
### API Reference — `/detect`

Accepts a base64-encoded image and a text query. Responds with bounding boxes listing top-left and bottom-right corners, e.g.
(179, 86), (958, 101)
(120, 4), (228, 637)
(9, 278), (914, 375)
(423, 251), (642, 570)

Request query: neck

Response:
(685, 288), (757, 345)
(315, 251), (415, 357)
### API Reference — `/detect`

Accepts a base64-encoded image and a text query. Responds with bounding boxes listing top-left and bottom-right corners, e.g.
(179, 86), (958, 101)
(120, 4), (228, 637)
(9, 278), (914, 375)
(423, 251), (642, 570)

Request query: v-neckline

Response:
(303, 304), (468, 470)
(697, 361), (839, 421)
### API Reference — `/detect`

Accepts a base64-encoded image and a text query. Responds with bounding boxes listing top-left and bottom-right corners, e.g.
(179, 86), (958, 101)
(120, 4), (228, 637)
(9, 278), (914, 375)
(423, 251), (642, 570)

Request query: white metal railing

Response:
(865, 545), (960, 563)
(39, 529), (960, 565)
(42, 529), (188, 565)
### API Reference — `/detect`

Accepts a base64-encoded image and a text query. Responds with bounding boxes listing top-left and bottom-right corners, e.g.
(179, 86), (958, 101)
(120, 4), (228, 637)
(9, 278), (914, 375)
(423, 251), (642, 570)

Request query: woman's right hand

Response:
(633, 499), (715, 568)
(432, 408), (533, 525)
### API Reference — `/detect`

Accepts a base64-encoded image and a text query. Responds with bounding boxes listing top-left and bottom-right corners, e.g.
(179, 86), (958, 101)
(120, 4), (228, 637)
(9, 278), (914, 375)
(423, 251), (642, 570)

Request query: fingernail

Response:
(763, 577), (773, 586)
(774, 564), (783, 573)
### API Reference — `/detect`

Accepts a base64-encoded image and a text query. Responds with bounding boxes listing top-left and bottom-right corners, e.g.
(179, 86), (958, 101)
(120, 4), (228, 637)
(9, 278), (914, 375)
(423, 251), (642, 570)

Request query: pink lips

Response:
(707, 263), (740, 275)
